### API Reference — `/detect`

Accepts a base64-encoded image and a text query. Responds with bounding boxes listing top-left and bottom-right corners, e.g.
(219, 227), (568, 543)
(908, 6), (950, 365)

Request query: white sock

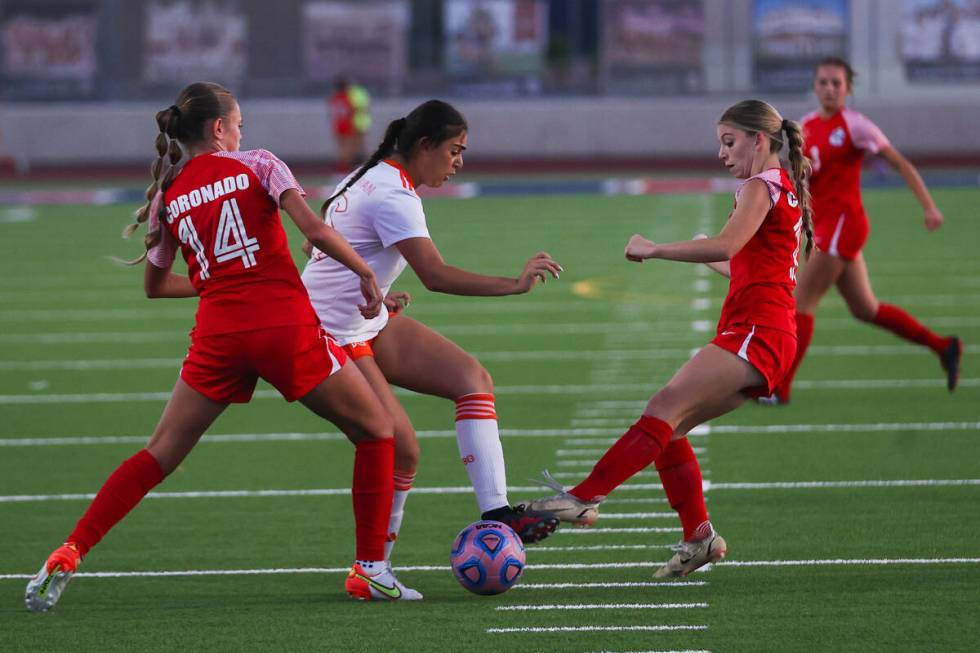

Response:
(355, 560), (385, 575)
(384, 488), (411, 560)
(455, 393), (508, 513)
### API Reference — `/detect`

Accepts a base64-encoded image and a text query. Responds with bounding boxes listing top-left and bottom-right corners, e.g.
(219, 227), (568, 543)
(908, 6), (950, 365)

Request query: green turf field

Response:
(1, 187), (978, 652)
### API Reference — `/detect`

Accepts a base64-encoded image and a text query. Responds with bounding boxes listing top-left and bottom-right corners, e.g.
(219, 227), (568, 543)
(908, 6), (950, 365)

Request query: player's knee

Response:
(849, 302), (877, 323)
(459, 361), (494, 395)
(394, 431), (420, 471)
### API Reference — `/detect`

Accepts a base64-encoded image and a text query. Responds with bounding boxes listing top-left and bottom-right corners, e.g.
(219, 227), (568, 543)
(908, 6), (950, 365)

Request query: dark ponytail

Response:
(321, 99), (467, 215)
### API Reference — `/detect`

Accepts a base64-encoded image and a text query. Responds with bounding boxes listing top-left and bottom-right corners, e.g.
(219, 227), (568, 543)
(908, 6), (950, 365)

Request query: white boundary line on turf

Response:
(533, 545), (671, 552)
(2, 558), (978, 581)
(4, 342), (973, 370)
(514, 581), (705, 589)
(6, 420), (972, 448)
(1, 378), (975, 404)
(2, 479), (976, 504)
(487, 626), (708, 633)
(3, 315), (978, 344)
(496, 603), (708, 611)
(555, 528), (681, 535)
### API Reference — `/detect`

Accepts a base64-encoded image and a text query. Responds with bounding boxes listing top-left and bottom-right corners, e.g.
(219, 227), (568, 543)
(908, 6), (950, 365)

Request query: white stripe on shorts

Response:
(737, 325), (756, 362)
(828, 212), (846, 257)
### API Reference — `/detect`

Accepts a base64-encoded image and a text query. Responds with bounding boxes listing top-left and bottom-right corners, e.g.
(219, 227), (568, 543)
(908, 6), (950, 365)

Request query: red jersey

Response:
(717, 168), (803, 336)
(148, 149), (318, 337)
(329, 90), (354, 136)
(801, 108), (890, 228)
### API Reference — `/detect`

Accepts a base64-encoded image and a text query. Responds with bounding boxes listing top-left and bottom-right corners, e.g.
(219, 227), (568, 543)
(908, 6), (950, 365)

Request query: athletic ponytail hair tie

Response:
(781, 119), (790, 131)
(169, 105), (182, 118)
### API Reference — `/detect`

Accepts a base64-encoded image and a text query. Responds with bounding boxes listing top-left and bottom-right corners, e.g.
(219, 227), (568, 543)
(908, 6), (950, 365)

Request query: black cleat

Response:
(940, 337), (962, 392)
(482, 504), (559, 544)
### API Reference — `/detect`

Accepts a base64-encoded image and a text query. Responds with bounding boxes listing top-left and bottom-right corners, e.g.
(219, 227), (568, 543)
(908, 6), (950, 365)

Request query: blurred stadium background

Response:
(0, 0), (978, 176)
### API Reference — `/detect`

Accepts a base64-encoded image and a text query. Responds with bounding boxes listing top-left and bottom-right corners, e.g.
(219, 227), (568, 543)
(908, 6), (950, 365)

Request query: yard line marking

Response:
(487, 626), (708, 633)
(514, 581), (705, 589)
(5, 479), (974, 504)
(496, 603), (708, 611)
(10, 315), (977, 344)
(704, 479), (980, 490)
(3, 378), (975, 404)
(0, 485), (664, 504)
(7, 342), (970, 370)
(554, 527), (680, 534)
(533, 545), (671, 552)
(3, 558), (977, 581)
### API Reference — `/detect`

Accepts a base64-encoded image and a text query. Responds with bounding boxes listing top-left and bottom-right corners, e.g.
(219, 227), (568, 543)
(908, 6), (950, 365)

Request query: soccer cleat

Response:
(25, 542), (81, 612)
(524, 470), (601, 527)
(654, 530), (727, 578)
(940, 337), (962, 392)
(345, 561), (423, 601)
(756, 393), (788, 406)
(482, 503), (560, 544)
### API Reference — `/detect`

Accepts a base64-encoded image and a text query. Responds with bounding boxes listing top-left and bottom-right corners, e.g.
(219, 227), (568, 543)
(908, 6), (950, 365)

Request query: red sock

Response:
(571, 415), (672, 502)
(874, 303), (950, 354)
(774, 312), (814, 401)
(656, 437), (709, 541)
(67, 449), (164, 556)
(352, 438), (394, 561)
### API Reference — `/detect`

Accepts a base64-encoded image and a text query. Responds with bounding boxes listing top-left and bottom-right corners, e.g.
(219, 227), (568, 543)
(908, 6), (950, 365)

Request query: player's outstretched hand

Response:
(384, 291), (412, 314)
(358, 273), (384, 319)
(517, 252), (562, 293)
(625, 234), (657, 262)
(924, 206), (944, 232)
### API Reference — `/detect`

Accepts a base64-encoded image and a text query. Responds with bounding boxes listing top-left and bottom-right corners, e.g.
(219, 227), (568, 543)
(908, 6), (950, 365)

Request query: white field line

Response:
(0, 422), (980, 453)
(549, 471), (662, 480)
(533, 545), (671, 552)
(8, 342), (968, 371)
(5, 478), (974, 505)
(4, 316), (979, 344)
(583, 650), (711, 653)
(554, 527), (680, 535)
(0, 478), (980, 506)
(514, 581), (705, 589)
(3, 378), (976, 404)
(600, 498), (671, 505)
(3, 558), (978, 582)
(487, 626), (708, 634)
(496, 603), (708, 611)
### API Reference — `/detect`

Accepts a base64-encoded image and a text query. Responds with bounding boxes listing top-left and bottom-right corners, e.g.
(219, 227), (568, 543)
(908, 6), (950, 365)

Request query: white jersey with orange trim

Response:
(302, 160), (430, 344)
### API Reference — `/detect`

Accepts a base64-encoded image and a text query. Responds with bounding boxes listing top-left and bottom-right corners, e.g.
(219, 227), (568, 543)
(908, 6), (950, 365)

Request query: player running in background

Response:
(529, 100), (811, 577)
(25, 82), (420, 611)
(765, 57), (960, 405)
(301, 100), (563, 569)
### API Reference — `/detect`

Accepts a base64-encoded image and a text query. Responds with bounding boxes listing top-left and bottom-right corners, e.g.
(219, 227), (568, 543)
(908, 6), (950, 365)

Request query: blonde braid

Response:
(121, 105), (183, 264)
(782, 118), (813, 258)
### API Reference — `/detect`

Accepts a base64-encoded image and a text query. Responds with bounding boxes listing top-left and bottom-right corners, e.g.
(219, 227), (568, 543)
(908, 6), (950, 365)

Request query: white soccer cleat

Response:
(25, 542), (81, 612)
(654, 530), (727, 578)
(344, 561), (423, 601)
(525, 470), (602, 527)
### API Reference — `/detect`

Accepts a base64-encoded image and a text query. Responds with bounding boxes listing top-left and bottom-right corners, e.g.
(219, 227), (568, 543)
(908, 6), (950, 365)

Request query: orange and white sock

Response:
(384, 469), (415, 560)
(455, 393), (508, 513)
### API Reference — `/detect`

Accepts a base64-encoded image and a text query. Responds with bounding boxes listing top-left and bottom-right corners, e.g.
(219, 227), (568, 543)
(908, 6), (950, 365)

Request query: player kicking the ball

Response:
(529, 100), (812, 577)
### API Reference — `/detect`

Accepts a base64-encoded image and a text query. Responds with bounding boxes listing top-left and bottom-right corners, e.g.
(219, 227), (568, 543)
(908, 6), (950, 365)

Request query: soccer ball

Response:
(450, 520), (526, 595)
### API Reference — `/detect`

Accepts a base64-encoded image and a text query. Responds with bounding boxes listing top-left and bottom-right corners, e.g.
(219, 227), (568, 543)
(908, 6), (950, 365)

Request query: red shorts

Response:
(812, 207), (869, 260)
(711, 324), (796, 397)
(181, 325), (347, 403)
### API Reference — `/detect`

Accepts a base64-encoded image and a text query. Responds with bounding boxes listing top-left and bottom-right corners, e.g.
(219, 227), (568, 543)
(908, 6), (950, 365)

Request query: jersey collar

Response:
(382, 159), (416, 192)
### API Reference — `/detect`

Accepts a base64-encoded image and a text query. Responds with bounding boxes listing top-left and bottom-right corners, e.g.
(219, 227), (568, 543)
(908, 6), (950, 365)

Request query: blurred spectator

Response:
(328, 75), (372, 173)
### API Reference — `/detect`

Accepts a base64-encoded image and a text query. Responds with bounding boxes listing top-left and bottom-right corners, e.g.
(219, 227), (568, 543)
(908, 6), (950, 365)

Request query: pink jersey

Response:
(801, 108), (890, 228)
(148, 149), (318, 337)
(717, 168), (803, 336)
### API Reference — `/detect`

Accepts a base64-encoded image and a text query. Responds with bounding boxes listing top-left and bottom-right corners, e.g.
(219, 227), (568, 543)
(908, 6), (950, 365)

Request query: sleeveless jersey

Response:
(301, 160), (429, 344)
(801, 108), (890, 228)
(717, 168), (803, 336)
(147, 149), (318, 336)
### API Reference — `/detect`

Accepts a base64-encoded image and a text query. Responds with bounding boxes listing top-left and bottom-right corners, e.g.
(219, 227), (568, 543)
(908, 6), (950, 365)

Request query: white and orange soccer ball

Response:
(450, 520), (526, 595)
